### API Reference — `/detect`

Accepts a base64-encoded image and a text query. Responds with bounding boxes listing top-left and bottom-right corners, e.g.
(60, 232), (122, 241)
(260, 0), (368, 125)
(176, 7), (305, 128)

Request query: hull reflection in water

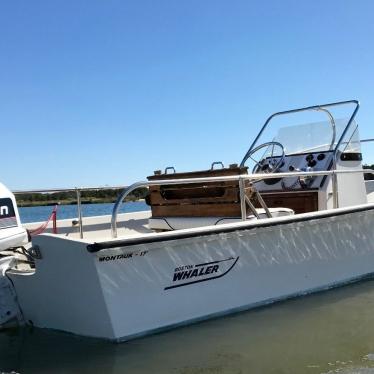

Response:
(3, 279), (374, 373)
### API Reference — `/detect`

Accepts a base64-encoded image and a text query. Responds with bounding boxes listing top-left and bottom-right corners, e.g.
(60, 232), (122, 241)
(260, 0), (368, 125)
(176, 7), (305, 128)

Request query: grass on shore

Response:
(16, 197), (144, 208)
(15, 187), (148, 208)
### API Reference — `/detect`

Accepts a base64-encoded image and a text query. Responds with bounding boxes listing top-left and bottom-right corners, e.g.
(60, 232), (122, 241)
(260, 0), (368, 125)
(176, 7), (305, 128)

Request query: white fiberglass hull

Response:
(10, 204), (374, 341)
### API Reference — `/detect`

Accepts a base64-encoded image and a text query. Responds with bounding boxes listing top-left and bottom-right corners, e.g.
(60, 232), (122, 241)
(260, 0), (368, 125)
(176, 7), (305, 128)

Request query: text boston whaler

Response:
(166, 257), (239, 290)
(1, 100), (374, 341)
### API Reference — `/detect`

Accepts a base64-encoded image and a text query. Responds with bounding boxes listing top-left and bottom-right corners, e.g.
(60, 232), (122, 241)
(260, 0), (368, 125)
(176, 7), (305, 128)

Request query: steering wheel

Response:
(242, 141), (285, 174)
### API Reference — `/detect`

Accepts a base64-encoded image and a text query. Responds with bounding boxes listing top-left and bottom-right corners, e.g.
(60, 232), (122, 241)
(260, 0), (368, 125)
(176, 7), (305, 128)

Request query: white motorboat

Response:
(1, 100), (374, 342)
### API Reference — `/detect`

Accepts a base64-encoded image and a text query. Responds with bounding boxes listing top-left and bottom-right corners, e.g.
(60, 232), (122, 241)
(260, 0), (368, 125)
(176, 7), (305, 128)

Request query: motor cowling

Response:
(0, 183), (28, 251)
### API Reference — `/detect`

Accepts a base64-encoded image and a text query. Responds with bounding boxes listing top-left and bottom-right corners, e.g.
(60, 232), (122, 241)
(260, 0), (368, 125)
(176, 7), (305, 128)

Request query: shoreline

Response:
(17, 198), (145, 208)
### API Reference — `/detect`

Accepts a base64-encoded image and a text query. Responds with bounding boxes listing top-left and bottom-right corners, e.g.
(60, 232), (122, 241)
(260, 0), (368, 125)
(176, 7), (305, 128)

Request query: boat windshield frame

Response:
(240, 100), (360, 166)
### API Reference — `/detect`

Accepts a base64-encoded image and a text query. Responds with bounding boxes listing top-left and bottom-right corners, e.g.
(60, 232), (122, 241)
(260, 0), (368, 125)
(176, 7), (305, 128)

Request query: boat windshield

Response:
(241, 101), (360, 166)
(272, 118), (350, 155)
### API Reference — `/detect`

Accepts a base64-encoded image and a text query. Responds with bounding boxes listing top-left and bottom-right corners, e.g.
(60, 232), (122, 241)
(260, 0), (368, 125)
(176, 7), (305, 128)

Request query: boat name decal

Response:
(164, 256), (239, 290)
(98, 250), (148, 262)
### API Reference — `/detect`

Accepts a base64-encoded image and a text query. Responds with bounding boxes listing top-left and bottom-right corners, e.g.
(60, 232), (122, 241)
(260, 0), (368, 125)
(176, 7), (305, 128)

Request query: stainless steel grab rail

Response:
(312, 107), (336, 151)
(111, 168), (374, 238)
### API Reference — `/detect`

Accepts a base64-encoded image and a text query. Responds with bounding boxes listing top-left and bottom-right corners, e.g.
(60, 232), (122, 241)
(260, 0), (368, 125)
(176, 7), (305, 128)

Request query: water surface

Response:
(18, 201), (149, 224)
(2, 279), (374, 373)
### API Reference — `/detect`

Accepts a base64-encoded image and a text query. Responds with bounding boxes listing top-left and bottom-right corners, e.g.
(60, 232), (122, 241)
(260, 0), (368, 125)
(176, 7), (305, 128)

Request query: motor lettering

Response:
(0, 206), (9, 216)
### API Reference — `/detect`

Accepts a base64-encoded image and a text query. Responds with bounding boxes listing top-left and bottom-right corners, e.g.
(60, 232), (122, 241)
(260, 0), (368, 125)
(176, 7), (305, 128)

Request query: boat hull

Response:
(10, 205), (374, 341)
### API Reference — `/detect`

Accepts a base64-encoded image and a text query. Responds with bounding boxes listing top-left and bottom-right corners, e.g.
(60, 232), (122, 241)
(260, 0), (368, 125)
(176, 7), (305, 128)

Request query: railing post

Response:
(331, 147), (339, 209)
(76, 188), (83, 239)
(239, 177), (247, 221)
(332, 169), (339, 209)
(52, 206), (57, 234)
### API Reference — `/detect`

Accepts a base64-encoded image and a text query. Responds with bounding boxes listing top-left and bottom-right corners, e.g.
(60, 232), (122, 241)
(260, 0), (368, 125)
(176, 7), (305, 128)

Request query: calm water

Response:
(3, 280), (374, 373)
(18, 201), (150, 223)
(3, 204), (374, 373)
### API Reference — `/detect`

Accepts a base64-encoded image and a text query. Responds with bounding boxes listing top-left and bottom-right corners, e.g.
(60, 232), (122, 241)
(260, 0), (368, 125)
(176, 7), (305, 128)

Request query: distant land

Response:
(15, 187), (148, 207)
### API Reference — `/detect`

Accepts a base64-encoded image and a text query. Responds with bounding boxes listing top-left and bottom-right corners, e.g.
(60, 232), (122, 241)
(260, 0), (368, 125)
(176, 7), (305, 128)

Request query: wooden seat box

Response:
(147, 167), (251, 217)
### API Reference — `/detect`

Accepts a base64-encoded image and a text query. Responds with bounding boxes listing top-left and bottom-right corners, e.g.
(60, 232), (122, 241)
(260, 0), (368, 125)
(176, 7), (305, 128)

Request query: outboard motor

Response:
(0, 182), (28, 251)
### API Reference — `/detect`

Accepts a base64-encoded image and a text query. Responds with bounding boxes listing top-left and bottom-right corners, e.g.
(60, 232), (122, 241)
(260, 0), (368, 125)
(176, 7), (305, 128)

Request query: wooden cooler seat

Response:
(146, 165), (252, 218)
(146, 165), (294, 231)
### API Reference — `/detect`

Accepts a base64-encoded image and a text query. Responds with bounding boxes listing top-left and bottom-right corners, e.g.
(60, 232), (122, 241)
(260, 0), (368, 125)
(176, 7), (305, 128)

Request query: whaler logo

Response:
(164, 256), (239, 290)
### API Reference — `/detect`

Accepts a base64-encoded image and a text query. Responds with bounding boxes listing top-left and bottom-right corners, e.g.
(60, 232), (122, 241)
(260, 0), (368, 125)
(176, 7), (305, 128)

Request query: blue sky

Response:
(1, 0), (374, 189)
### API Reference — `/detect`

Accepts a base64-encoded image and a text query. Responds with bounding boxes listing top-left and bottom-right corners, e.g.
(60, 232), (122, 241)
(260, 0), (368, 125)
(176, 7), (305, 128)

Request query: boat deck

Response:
(24, 211), (153, 241)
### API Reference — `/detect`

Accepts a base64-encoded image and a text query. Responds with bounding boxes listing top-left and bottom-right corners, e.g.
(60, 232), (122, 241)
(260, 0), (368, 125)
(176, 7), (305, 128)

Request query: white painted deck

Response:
(24, 211), (153, 241)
